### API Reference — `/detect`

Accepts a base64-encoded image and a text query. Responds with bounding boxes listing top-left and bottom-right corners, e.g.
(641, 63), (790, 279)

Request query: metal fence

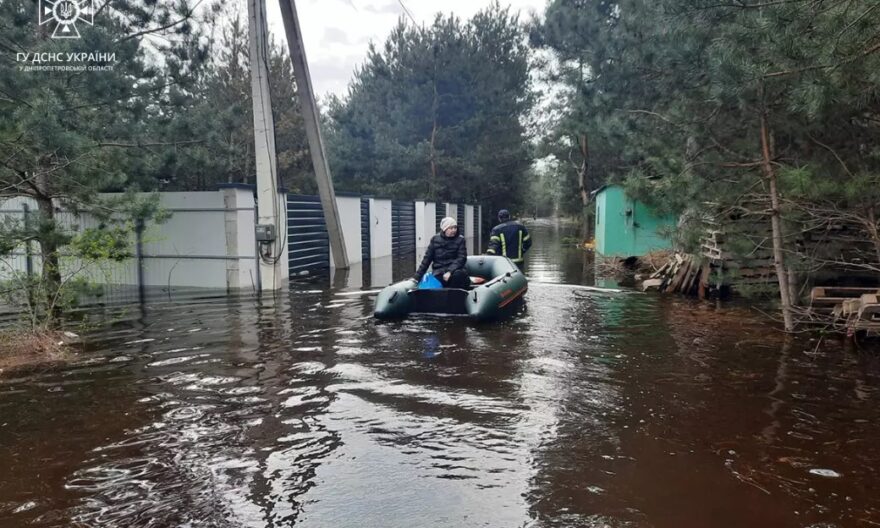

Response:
(0, 208), (163, 306)
(287, 194), (330, 274)
(1, 192), (482, 295)
(360, 198), (370, 262)
(392, 201), (416, 258)
(435, 203), (446, 231)
(0, 189), (262, 305)
(457, 206), (465, 238)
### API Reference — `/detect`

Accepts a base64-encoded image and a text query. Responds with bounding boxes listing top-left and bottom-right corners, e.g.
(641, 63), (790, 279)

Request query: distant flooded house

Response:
(593, 184), (676, 257)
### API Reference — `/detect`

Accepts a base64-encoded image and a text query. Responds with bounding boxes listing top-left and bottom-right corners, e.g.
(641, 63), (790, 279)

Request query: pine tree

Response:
(325, 5), (535, 220)
(0, 0), (215, 323)
(536, 0), (880, 330)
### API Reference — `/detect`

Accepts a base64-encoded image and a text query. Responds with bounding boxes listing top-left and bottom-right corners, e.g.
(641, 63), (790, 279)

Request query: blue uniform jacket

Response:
(486, 221), (531, 263)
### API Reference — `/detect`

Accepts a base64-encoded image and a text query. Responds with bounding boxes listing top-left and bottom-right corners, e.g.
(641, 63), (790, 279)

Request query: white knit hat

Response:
(440, 217), (457, 232)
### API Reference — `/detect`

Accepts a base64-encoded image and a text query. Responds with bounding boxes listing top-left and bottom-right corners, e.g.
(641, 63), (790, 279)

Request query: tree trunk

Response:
(430, 118), (438, 199)
(429, 56), (439, 200)
(228, 131), (235, 184)
(787, 268), (800, 307)
(34, 189), (62, 327)
(575, 57), (593, 242)
(760, 111), (794, 332)
(577, 134), (592, 241)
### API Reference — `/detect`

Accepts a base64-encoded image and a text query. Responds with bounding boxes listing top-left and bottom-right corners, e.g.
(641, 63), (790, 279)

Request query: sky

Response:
(262, 0), (548, 99)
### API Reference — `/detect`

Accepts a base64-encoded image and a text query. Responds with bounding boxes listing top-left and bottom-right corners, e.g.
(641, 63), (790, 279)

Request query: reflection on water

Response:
(1, 222), (880, 527)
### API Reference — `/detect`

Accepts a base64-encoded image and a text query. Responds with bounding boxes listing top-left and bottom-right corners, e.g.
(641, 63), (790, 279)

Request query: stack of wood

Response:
(701, 229), (724, 260)
(701, 229), (776, 288)
(642, 253), (709, 297)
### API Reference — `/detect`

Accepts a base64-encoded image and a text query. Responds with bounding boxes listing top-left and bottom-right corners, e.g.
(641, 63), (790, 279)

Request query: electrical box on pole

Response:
(248, 0), (287, 290)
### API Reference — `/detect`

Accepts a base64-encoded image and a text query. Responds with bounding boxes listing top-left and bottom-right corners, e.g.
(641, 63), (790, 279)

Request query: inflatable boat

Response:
(374, 255), (527, 321)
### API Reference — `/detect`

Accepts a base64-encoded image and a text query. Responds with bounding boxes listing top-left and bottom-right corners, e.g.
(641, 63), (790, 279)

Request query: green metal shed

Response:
(593, 184), (676, 257)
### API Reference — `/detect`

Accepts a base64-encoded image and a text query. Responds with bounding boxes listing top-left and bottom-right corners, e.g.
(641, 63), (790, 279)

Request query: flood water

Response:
(2, 222), (880, 527)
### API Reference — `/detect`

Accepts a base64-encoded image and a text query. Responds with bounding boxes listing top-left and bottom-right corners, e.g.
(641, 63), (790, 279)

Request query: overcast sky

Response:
(262, 0), (548, 99)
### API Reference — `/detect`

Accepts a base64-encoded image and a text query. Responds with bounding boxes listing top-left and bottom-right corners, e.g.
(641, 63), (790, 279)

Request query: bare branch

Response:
(96, 139), (204, 148)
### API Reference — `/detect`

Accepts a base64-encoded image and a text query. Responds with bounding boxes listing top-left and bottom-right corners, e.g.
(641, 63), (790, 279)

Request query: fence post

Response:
(135, 218), (145, 303)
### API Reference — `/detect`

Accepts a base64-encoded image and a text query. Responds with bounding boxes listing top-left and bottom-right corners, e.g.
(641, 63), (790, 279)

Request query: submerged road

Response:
(2, 222), (880, 527)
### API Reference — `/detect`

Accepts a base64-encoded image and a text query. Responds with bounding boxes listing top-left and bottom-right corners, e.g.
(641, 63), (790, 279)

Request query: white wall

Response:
(0, 189), (268, 292)
(1, 191), (478, 292)
(223, 187), (261, 290)
(330, 195), (363, 267)
(415, 201), (436, 264)
(369, 198), (392, 259)
(422, 202), (437, 243)
(141, 191), (229, 288)
(415, 201), (426, 247)
(446, 203), (458, 221)
(139, 189), (267, 290)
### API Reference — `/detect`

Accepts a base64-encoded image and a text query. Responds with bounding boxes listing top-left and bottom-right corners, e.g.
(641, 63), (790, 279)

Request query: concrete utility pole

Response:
(277, 0), (349, 269)
(248, 0), (286, 290)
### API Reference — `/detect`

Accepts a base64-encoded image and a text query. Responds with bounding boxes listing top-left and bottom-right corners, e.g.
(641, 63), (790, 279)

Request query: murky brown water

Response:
(2, 222), (880, 527)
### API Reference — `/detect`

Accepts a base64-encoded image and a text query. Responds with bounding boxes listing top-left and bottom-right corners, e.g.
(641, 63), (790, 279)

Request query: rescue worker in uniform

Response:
(486, 209), (531, 267)
(413, 216), (469, 289)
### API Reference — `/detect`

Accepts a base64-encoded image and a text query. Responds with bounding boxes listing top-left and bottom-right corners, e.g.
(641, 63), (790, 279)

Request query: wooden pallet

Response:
(837, 294), (880, 332)
(814, 287), (880, 319)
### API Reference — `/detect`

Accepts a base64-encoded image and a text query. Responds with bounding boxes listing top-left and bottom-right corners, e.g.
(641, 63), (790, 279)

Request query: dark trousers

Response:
(437, 269), (469, 289)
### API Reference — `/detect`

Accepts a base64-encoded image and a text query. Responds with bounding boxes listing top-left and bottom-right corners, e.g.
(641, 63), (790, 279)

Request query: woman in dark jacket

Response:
(412, 216), (469, 289)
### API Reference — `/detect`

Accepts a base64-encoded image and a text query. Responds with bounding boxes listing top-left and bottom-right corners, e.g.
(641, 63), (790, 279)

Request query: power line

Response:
(397, 0), (417, 26)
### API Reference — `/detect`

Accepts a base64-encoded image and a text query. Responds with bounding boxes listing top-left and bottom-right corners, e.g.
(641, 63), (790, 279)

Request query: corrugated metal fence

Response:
(435, 203), (446, 231)
(286, 194), (330, 274)
(392, 201), (416, 258)
(457, 207), (465, 237)
(360, 198), (370, 262)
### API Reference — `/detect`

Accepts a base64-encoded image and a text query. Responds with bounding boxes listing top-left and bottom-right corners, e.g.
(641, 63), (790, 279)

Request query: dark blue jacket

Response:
(486, 220), (531, 263)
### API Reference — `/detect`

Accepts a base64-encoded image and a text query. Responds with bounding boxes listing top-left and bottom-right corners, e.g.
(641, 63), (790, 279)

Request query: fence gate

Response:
(361, 198), (371, 262)
(392, 201), (416, 257)
(287, 194), (330, 274)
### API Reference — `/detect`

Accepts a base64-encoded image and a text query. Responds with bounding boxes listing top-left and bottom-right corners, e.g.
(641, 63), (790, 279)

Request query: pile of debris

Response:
(640, 226), (780, 297)
(640, 253), (711, 297)
(809, 287), (880, 334)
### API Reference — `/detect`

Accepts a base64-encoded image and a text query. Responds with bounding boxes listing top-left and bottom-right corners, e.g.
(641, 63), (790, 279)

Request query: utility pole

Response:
(248, 0), (286, 290)
(277, 0), (349, 269)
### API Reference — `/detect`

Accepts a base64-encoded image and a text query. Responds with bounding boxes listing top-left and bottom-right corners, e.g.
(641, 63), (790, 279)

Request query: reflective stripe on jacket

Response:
(486, 221), (531, 263)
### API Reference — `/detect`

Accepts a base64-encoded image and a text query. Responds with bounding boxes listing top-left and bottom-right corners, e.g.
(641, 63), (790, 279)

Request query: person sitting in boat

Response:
(486, 209), (531, 267)
(412, 216), (469, 289)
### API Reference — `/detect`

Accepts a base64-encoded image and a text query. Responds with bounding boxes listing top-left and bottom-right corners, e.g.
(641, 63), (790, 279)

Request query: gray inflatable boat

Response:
(373, 255), (527, 321)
